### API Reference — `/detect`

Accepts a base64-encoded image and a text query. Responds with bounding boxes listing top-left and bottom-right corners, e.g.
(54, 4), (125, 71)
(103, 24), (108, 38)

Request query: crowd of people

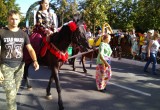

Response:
(87, 28), (160, 62)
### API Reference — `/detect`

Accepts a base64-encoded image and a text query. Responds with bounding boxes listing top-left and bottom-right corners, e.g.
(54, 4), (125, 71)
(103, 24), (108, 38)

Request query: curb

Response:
(111, 58), (160, 69)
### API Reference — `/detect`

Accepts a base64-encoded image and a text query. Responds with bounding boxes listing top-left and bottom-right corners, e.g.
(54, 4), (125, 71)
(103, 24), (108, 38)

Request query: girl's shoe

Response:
(98, 87), (106, 93)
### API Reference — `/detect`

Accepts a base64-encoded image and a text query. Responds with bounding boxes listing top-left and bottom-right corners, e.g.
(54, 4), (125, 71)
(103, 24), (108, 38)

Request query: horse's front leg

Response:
(46, 67), (64, 110)
(22, 63), (32, 90)
(53, 67), (64, 110)
(46, 74), (54, 100)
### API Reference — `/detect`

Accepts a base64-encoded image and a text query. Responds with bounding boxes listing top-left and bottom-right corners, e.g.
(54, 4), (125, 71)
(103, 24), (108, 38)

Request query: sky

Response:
(15, 0), (119, 16)
(15, 0), (39, 16)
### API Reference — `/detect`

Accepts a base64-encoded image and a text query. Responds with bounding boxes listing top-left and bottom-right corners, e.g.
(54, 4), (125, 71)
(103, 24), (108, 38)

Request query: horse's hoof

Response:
(27, 87), (32, 91)
(46, 95), (53, 100)
(84, 70), (87, 73)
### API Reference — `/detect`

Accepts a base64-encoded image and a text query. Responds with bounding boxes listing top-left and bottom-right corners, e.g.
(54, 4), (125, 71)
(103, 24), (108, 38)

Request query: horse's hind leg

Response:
(72, 57), (76, 71)
(81, 56), (87, 73)
(22, 63), (32, 90)
(118, 46), (122, 60)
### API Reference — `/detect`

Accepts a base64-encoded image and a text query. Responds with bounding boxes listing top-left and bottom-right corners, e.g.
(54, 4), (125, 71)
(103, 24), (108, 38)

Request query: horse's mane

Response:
(50, 20), (85, 45)
(50, 24), (72, 52)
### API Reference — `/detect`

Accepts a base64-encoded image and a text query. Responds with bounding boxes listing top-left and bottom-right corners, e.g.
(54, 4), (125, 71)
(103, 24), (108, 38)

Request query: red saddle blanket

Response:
(40, 37), (69, 62)
(23, 32), (68, 64)
(23, 32), (42, 64)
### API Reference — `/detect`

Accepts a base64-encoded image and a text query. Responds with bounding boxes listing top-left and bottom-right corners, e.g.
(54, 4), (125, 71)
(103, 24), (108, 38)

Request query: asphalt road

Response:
(0, 58), (160, 110)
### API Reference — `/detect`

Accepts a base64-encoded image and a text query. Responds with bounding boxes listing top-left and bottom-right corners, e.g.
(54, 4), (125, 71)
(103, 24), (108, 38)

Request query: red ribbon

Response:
(68, 22), (77, 32)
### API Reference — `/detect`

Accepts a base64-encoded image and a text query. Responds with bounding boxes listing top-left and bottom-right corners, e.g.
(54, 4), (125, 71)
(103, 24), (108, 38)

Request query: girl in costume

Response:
(95, 34), (112, 92)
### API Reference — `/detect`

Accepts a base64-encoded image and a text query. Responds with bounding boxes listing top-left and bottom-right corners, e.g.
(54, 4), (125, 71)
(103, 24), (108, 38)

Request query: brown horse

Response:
(120, 34), (132, 58)
(70, 44), (98, 73)
(70, 33), (132, 73)
(110, 33), (132, 59)
(22, 20), (90, 110)
(70, 34), (116, 73)
(70, 23), (114, 73)
(109, 34), (122, 59)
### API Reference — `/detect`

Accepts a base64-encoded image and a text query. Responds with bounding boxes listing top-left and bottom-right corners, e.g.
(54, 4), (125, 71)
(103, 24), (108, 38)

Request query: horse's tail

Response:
(23, 32), (43, 64)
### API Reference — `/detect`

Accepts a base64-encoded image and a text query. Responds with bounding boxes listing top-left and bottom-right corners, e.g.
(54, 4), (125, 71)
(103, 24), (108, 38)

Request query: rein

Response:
(68, 47), (99, 59)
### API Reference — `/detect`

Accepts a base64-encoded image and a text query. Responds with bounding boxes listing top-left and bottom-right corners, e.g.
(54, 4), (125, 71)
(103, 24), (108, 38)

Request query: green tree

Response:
(82, 0), (109, 35)
(109, 0), (137, 30)
(0, 0), (7, 27)
(0, 0), (20, 27)
(56, 0), (78, 26)
(135, 0), (160, 31)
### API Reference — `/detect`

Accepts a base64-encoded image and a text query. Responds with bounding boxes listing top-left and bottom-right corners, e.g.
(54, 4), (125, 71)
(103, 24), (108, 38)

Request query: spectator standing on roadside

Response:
(85, 28), (92, 39)
(154, 30), (160, 44)
(93, 29), (102, 45)
(130, 29), (137, 45)
(146, 30), (153, 42)
(144, 34), (160, 75)
(139, 32), (145, 56)
(141, 40), (148, 61)
(131, 37), (139, 60)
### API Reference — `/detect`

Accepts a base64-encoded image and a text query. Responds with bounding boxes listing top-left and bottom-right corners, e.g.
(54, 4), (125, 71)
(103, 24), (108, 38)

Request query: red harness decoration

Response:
(40, 37), (69, 62)
(40, 21), (77, 61)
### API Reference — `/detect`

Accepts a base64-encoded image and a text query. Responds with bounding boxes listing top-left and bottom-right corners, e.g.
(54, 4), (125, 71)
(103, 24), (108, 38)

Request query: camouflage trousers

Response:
(0, 62), (25, 110)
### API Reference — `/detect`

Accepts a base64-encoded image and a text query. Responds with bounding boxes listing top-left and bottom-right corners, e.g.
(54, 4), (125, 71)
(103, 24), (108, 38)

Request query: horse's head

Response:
(71, 20), (91, 51)
(49, 14), (91, 53)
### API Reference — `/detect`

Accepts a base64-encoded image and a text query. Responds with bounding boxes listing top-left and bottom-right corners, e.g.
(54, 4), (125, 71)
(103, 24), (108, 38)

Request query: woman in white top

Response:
(85, 28), (92, 39)
(144, 34), (160, 75)
(35, 0), (58, 37)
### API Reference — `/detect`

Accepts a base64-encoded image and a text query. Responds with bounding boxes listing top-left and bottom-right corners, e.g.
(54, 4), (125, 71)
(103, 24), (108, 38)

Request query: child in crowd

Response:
(141, 40), (147, 61)
(131, 37), (139, 60)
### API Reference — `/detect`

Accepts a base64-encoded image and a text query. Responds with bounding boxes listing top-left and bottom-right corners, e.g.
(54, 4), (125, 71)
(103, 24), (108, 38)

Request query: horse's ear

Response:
(80, 12), (84, 20)
(73, 11), (81, 23)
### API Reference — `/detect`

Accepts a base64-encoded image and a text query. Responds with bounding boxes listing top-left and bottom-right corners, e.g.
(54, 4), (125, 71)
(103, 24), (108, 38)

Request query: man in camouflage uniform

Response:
(0, 10), (39, 110)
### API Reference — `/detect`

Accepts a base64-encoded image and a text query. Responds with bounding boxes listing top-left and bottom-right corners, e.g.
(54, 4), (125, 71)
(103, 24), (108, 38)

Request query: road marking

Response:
(109, 82), (151, 96)
(64, 70), (151, 97)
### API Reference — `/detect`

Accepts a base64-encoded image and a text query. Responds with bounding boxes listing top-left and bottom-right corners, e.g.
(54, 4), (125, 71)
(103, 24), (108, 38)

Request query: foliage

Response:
(81, 0), (110, 35)
(0, 0), (20, 27)
(135, 0), (160, 32)
(2, 0), (160, 32)
(55, 0), (78, 26)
